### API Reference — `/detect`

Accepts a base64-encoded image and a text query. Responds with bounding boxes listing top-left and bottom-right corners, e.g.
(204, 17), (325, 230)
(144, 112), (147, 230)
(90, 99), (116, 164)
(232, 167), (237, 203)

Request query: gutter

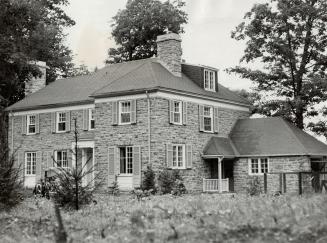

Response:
(146, 91), (151, 165)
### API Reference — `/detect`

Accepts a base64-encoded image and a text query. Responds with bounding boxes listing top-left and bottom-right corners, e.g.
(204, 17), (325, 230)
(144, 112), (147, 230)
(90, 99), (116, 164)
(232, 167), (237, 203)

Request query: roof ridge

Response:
(280, 118), (308, 154)
(90, 60), (150, 97)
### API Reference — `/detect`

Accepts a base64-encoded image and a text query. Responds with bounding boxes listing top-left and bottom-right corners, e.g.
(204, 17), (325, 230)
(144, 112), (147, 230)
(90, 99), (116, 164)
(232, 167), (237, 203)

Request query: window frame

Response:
(25, 152), (36, 176)
(119, 146), (133, 175)
(89, 109), (95, 130)
(172, 100), (182, 125)
(203, 106), (213, 133)
(26, 114), (36, 135)
(56, 112), (67, 133)
(204, 69), (216, 92)
(54, 150), (69, 168)
(248, 158), (269, 175)
(118, 101), (132, 125)
(172, 144), (186, 169)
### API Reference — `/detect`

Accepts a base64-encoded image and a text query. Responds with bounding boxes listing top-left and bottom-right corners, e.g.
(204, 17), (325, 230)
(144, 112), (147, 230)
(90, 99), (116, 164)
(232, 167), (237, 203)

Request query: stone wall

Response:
(234, 156), (312, 194)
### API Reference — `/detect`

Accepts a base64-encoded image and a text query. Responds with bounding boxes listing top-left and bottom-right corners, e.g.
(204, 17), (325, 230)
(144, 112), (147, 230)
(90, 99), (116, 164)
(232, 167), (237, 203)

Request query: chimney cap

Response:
(156, 32), (181, 43)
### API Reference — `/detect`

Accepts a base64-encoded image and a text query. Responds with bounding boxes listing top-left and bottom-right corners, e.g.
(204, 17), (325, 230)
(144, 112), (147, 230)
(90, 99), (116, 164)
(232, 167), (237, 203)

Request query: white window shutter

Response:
(166, 144), (173, 168)
(18, 152), (25, 179)
(36, 151), (42, 182)
(214, 107), (219, 133)
(186, 145), (193, 169)
(169, 100), (174, 123)
(22, 116), (27, 135)
(199, 105), (204, 132)
(45, 151), (53, 169)
(35, 114), (40, 134)
(183, 102), (187, 125)
(132, 146), (141, 188)
(131, 100), (137, 124)
(83, 109), (89, 130)
(112, 101), (118, 125)
(108, 147), (116, 186)
(66, 111), (71, 132)
(67, 150), (72, 168)
(51, 112), (56, 133)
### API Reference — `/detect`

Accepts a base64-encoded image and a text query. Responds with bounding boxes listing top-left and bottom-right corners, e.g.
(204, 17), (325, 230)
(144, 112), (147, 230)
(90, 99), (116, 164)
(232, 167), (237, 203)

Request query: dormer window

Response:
(204, 69), (216, 92)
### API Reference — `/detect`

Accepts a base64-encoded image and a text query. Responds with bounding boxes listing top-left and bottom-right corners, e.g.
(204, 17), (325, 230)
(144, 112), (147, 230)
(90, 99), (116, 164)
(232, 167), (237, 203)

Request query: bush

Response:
(141, 166), (156, 193)
(158, 169), (186, 195)
(131, 188), (153, 201)
(246, 176), (262, 196)
(111, 179), (120, 196)
(0, 152), (23, 209)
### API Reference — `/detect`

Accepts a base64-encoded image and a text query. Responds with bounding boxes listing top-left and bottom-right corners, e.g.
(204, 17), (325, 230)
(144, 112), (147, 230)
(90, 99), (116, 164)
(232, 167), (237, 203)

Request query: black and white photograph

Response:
(1, 0), (327, 242)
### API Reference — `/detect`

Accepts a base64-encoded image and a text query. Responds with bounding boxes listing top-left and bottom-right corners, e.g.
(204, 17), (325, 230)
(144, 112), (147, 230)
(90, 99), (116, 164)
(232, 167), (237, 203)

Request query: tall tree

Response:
(106, 0), (187, 64)
(229, 0), (327, 129)
(0, 0), (75, 106)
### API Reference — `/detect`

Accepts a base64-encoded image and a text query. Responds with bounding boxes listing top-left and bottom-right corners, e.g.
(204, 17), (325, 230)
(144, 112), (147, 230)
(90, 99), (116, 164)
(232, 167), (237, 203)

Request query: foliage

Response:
(246, 177), (262, 196)
(0, 0), (75, 107)
(106, 0), (188, 64)
(157, 169), (185, 195)
(111, 179), (120, 196)
(229, 0), (327, 130)
(2, 194), (327, 242)
(0, 108), (23, 209)
(131, 188), (154, 201)
(67, 64), (91, 77)
(232, 89), (262, 114)
(141, 166), (156, 193)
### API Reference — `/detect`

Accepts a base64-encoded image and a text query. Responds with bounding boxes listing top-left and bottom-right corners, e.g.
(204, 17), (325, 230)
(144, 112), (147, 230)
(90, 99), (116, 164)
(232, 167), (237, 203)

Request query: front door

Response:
(82, 148), (94, 187)
(24, 152), (36, 188)
(117, 146), (133, 190)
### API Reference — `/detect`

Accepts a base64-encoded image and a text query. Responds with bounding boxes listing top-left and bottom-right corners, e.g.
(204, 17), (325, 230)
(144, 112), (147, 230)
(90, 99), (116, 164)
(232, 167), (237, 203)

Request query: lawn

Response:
(1, 193), (327, 243)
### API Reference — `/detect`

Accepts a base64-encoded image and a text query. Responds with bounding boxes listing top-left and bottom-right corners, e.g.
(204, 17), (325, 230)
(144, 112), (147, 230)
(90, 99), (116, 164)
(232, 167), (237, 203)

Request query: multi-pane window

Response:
(120, 147), (133, 174)
(172, 145), (185, 169)
(57, 112), (66, 132)
(203, 106), (213, 132)
(25, 152), (36, 175)
(56, 150), (68, 168)
(27, 115), (36, 134)
(89, 109), (95, 130)
(119, 101), (131, 124)
(173, 101), (182, 124)
(249, 158), (269, 175)
(204, 69), (215, 91)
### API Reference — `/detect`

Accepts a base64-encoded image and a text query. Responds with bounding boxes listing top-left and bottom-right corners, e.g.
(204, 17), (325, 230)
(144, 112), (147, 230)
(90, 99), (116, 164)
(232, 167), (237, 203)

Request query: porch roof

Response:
(202, 137), (239, 158)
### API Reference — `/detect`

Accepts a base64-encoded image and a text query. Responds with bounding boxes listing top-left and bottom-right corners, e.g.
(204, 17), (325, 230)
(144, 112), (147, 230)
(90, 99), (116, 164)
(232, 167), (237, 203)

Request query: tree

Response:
(0, 0), (75, 107)
(106, 0), (188, 64)
(67, 64), (91, 77)
(229, 0), (327, 130)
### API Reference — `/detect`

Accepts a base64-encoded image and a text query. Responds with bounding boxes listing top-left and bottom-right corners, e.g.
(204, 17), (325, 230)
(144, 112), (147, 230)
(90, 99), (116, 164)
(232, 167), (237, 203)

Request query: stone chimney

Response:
(25, 61), (48, 96)
(156, 32), (182, 77)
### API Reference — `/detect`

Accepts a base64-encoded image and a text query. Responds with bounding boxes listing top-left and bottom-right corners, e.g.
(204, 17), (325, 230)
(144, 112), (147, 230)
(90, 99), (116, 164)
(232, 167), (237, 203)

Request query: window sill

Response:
(202, 130), (214, 134)
(171, 122), (183, 126)
(25, 174), (36, 177)
(118, 122), (133, 126)
(204, 89), (216, 92)
(118, 174), (133, 177)
(26, 133), (36, 136)
(56, 130), (68, 133)
(248, 173), (266, 176)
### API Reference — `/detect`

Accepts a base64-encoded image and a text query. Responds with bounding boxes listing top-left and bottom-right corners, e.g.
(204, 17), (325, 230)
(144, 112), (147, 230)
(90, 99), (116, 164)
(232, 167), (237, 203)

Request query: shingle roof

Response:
(7, 58), (250, 111)
(203, 137), (239, 158)
(230, 117), (327, 156)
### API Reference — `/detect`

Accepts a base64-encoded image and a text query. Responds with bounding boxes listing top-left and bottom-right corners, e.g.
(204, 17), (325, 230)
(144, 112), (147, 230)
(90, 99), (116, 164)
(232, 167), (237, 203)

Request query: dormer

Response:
(182, 64), (218, 92)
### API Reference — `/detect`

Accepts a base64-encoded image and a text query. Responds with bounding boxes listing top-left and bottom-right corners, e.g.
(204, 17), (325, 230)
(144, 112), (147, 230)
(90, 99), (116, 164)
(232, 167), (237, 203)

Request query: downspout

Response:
(146, 91), (151, 165)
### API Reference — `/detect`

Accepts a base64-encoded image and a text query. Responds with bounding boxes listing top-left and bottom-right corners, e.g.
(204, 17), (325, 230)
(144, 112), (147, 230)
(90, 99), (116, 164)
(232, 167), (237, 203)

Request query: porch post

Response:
(218, 157), (222, 193)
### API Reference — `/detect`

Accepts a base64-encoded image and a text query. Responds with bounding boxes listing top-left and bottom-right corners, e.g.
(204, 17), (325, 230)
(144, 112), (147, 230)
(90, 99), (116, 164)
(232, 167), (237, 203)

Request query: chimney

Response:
(156, 32), (182, 77)
(25, 61), (48, 96)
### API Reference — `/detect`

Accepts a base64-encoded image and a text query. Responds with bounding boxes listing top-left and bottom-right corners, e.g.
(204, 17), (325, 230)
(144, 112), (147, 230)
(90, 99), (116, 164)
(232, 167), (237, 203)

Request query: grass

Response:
(1, 193), (327, 242)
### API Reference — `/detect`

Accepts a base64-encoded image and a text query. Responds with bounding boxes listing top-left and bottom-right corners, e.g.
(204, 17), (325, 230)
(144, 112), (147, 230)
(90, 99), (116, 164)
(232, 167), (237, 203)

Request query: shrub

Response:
(111, 179), (120, 196)
(131, 188), (153, 201)
(246, 176), (262, 196)
(0, 152), (23, 209)
(158, 169), (186, 195)
(141, 166), (156, 193)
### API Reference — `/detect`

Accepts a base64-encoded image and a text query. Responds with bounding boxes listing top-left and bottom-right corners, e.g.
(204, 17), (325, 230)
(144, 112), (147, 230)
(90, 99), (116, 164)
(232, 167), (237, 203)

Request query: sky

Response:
(63, 0), (267, 91)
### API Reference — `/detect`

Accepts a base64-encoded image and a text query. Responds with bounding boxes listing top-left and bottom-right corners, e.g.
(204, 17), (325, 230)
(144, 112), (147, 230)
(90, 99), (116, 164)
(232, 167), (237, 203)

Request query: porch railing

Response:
(203, 178), (229, 192)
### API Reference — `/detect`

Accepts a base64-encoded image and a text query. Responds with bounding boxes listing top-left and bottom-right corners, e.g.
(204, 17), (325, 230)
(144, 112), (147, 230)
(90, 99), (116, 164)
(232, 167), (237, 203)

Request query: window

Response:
(55, 150), (68, 168)
(120, 147), (133, 174)
(172, 144), (185, 169)
(27, 115), (36, 134)
(119, 101), (131, 124)
(57, 112), (66, 132)
(204, 69), (215, 92)
(89, 109), (95, 130)
(249, 158), (269, 175)
(203, 106), (213, 132)
(25, 152), (36, 175)
(173, 101), (182, 124)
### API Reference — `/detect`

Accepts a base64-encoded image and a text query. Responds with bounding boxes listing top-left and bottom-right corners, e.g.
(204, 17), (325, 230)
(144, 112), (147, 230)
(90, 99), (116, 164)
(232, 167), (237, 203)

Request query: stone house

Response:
(6, 33), (327, 193)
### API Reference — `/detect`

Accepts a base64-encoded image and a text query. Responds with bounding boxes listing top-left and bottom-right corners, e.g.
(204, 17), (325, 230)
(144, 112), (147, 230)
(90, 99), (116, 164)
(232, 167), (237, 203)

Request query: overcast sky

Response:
(63, 0), (267, 90)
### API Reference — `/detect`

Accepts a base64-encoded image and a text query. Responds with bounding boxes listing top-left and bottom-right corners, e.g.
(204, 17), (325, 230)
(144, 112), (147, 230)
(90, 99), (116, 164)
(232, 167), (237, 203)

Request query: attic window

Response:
(204, 69), (215, 92)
